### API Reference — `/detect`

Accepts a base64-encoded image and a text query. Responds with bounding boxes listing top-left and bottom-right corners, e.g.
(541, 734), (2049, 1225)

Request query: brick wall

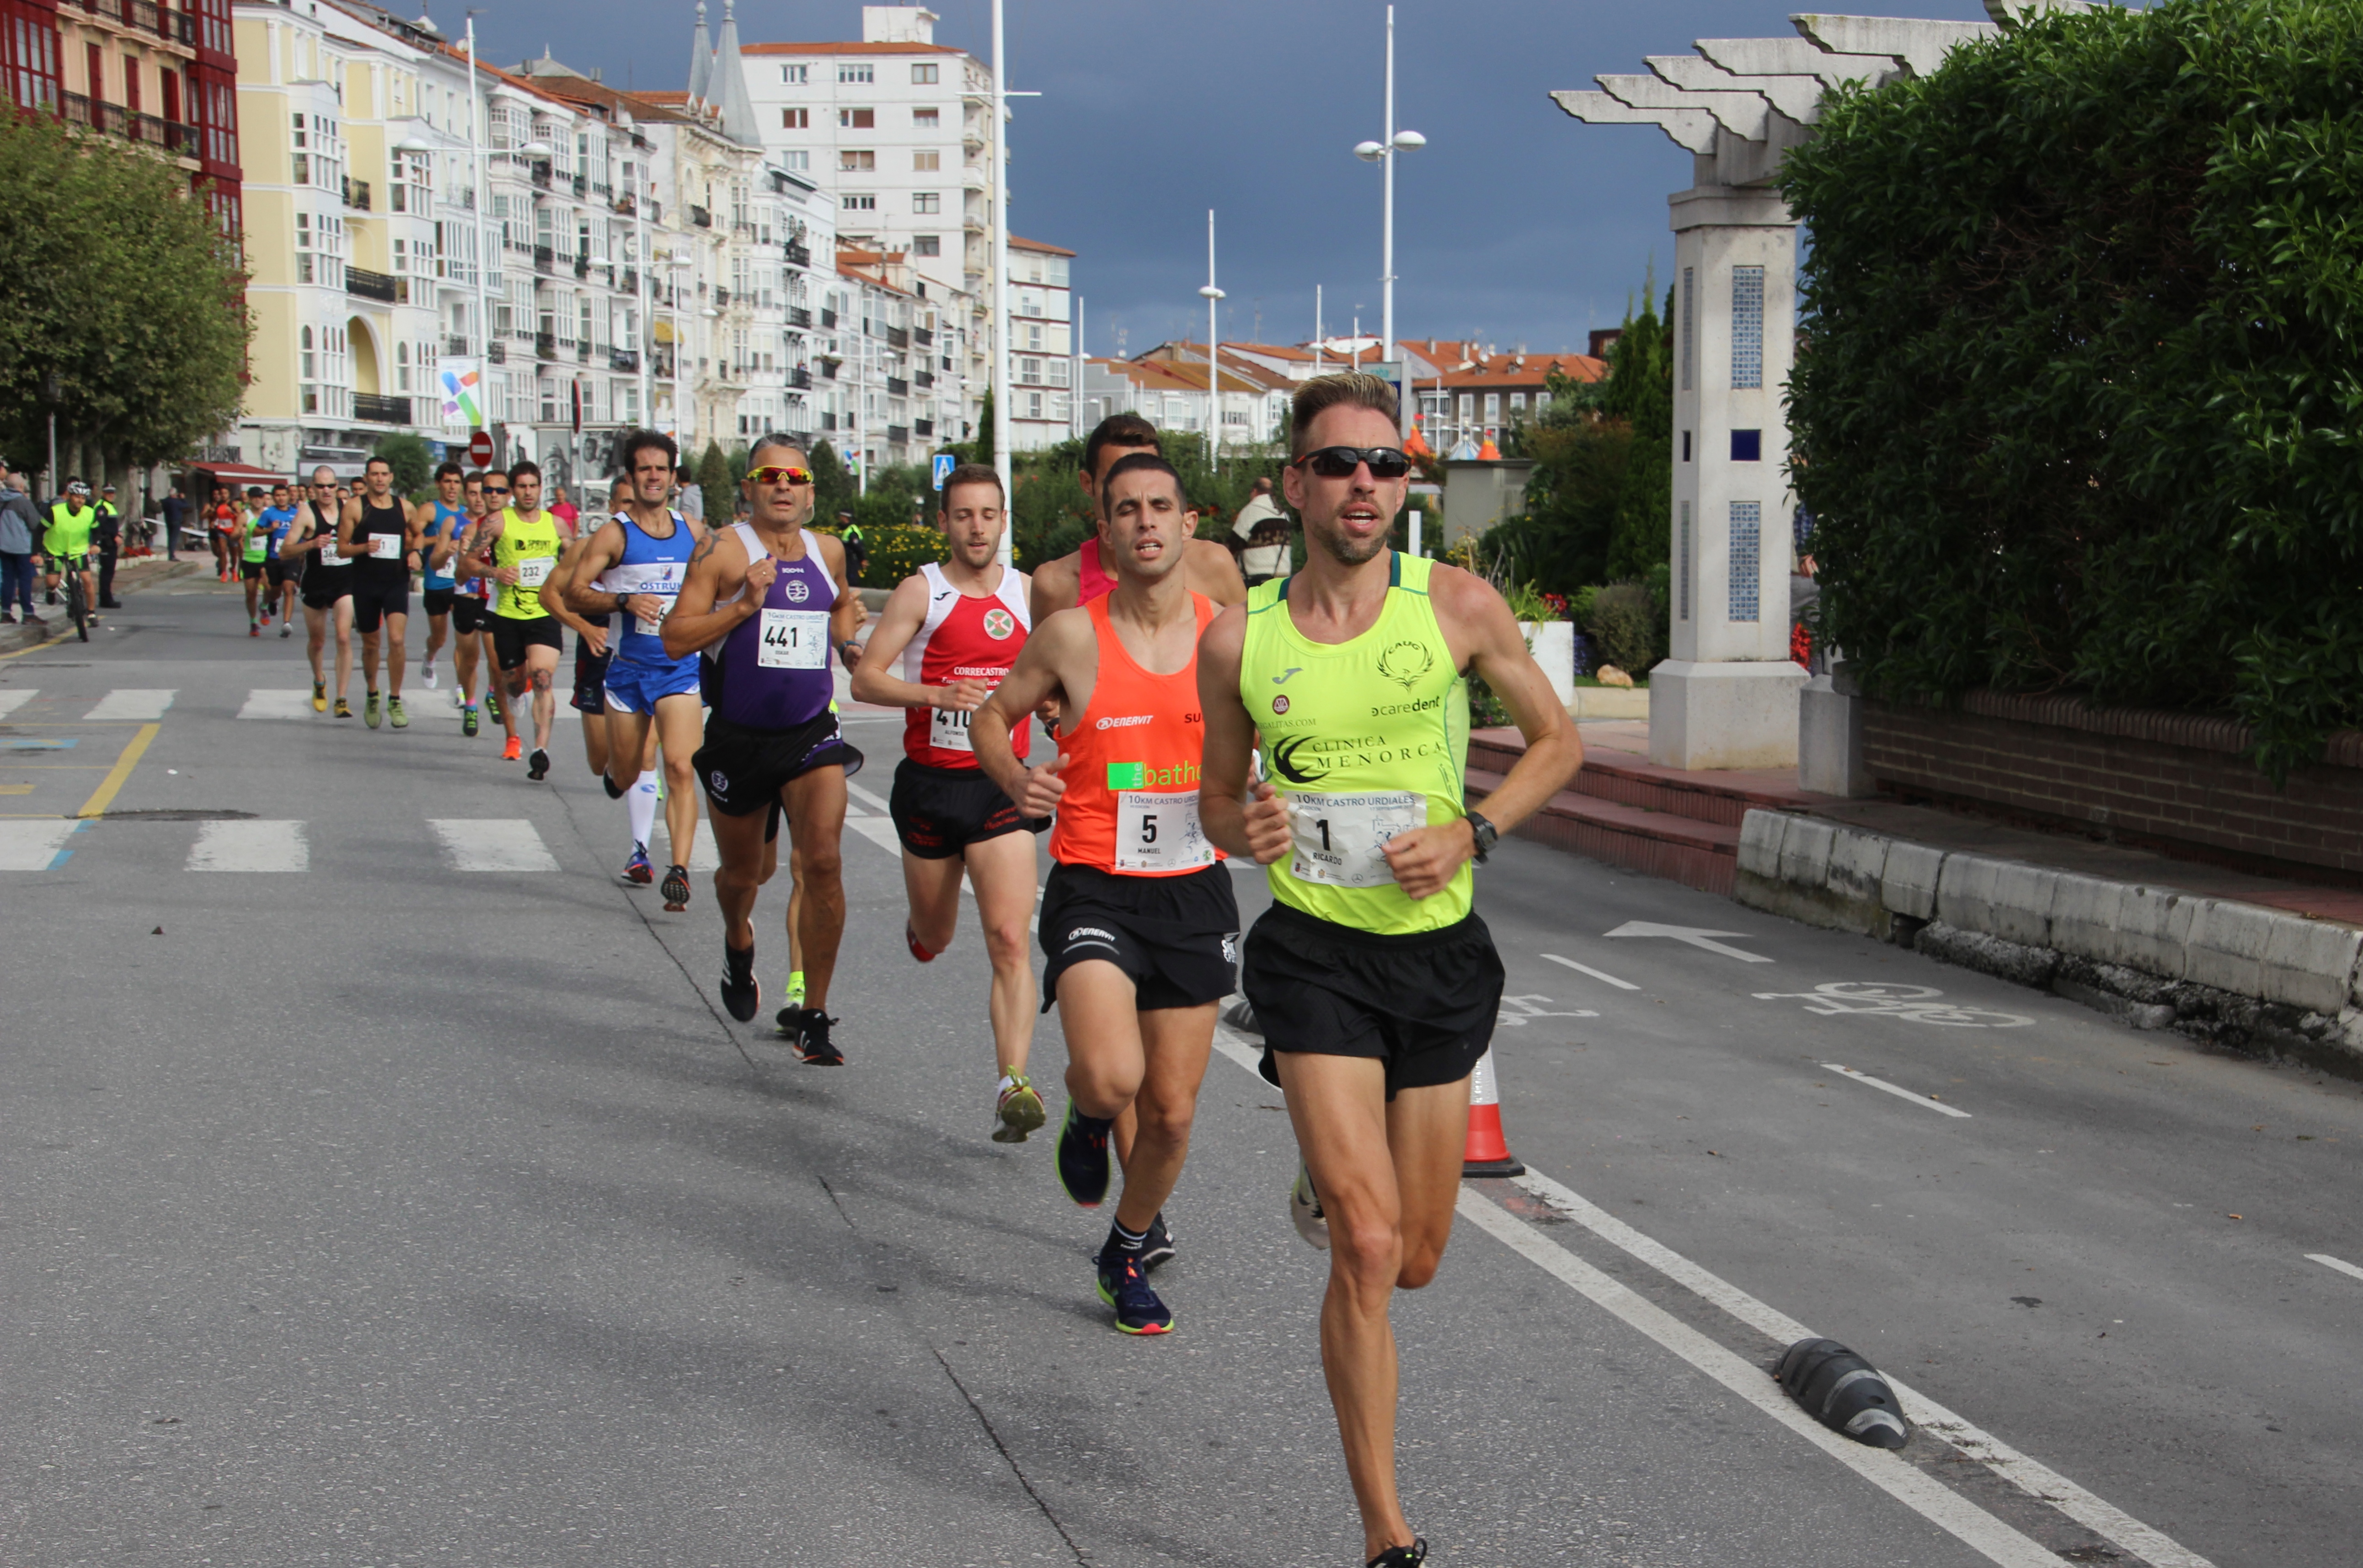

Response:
(1863, 696), (2363, 882)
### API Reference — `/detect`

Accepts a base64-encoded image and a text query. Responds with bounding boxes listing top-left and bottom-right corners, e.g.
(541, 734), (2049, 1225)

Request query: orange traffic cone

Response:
(1462, 1047), (1524, 1177)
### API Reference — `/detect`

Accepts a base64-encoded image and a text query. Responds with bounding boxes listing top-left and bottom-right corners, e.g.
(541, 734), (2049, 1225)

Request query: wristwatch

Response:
(1466, 811), (1498, 865)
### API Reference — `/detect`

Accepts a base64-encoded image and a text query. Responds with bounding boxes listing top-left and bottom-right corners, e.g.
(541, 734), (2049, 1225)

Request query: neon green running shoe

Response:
(364, 691), (382, 729)
(387, 695), (408, 730)
(993, 1074), (1047, 1144)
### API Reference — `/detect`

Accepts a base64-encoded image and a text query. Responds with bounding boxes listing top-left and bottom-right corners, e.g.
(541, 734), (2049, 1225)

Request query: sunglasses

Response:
(745, 465), (815, 487)
(1292, 445), (1412, 480)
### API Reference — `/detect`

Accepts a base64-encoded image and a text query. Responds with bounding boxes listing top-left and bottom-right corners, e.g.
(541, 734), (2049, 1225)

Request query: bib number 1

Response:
(757, 608), (829, 669)
(1115, 790), (1215, 873)
(1287, 790), (1428, 888)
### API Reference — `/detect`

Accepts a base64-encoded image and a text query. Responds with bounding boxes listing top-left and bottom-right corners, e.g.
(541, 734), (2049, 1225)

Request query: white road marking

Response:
(1604, 919), (1772, 962)
(187, 820), (308, 872)
(0, 688), (36, 720)
(84, 688), (176, 721)
(2309, 1252), (2363, 1284)
(1541, 952), (1639, 990)
(1496, 994), (1597, 1026)
(1760, 982), (2032, 1029)
(428, 818), (559, 872)
(236, 689), (318, 721)
(1823, 1062), (1973, 1118)
(846, 816), (900, 855)
(846, 778), (893, 816)
(688, 821), (719, 872)
(0, 819), (80, 870)
(1206, 1024), (2211, 1568)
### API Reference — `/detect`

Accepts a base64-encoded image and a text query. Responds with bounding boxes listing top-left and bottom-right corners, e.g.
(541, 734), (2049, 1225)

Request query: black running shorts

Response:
(1243, 901), (1505, 1100)
(239, 558), (266, 581)
(265, 558), (298, 588)
(889, 757), (1047, 860)
(1037, 861), (1239, 1014)
(490, 614), (563, 670)
(695, 711), (864, 818)
(450, 594), (487, 635)
(300, 570), (351, 611)
(422, 587), (456, 618)
(349, 576), (409, 634)
(571, 640), (611, 714)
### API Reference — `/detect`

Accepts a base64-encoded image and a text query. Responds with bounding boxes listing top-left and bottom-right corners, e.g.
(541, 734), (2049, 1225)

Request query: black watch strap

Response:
(1467, 810), (1498, 865)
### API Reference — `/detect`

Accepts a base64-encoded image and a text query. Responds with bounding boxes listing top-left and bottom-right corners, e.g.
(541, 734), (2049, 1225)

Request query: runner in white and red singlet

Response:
(850, 462), (1051, 1143)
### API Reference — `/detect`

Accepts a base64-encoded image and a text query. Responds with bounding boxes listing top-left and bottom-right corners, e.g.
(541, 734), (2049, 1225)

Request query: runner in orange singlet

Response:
(974, 452), (1236, 1335)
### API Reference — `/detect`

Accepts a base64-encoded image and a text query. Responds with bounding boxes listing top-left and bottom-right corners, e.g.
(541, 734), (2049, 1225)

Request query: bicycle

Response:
(53, 553), (90, 642)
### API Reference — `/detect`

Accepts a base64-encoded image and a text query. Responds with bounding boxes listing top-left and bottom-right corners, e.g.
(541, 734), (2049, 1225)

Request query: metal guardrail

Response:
(353, 393), (411, 425)
(609, 350), (640, 373)
(344, 176), (371, 211)
(788, 367), (812, 389)
(787, 306), (813, 328)
(346, 267), (399, 303)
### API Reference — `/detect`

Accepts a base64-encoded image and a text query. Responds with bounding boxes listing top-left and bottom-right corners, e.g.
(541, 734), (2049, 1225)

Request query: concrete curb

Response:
(1734, 808), (2363, 1078)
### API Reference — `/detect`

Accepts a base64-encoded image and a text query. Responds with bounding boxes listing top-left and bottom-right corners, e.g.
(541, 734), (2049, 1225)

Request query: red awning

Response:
(186, 461), (289, 486)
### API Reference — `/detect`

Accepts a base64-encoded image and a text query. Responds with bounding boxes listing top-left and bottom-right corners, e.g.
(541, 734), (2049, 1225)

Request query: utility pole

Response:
(990, 0), (1011, 566)
(1199, 210), (1224, 472)
(466, 13), (492, 455)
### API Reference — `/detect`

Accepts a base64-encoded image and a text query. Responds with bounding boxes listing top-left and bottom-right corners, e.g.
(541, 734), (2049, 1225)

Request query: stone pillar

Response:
(1651, 183), (1808, 770)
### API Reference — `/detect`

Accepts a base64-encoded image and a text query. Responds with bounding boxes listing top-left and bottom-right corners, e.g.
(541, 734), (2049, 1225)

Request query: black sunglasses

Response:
(1292, 445), (1411, 480)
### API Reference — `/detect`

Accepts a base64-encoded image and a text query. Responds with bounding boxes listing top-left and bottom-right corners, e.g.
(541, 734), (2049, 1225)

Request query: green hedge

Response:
(1783, 0), (2363, 781)
(837, 522), (946, 587)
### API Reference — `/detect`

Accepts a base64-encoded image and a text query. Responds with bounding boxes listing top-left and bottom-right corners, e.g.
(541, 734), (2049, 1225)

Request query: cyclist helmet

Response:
(66, 480), (90, 497)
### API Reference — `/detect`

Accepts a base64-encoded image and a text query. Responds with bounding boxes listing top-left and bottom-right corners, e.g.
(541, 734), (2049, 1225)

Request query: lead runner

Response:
(1198, 373), (1583, 1567)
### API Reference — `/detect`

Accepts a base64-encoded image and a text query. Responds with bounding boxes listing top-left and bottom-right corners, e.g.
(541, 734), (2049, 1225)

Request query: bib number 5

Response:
(1115, 789), (1215, 873)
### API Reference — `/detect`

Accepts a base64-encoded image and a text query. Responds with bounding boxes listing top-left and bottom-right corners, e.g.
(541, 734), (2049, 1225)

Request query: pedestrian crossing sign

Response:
(933, 453), (956, 491)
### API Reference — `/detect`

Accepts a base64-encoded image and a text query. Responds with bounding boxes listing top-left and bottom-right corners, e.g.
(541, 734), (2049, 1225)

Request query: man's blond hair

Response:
(1290, 373), (1400, 456)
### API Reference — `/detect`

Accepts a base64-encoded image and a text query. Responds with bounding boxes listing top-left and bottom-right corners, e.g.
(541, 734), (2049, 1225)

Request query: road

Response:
(3, 578), (2358, 1568)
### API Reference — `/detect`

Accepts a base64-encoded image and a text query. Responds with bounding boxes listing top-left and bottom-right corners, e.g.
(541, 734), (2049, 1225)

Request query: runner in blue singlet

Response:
(416, 462), (470, 693)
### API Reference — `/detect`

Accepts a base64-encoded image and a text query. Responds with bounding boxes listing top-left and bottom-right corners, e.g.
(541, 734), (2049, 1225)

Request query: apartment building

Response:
(1396, 340), (1607, 456)
(2, 0), (242, 230)
(1005, 234), (1072, 450)
(1083, 345), (1292, 449)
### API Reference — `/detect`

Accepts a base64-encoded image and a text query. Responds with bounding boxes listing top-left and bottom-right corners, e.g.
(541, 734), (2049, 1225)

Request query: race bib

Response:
(1286, 789), (1428, 888)
(316, 536), (342, 565)
(515, 555), (554, 588)
(632, 594), (675, 637)
(757, 608), (829, 669)
(374, 535), (406, 558)
(930, 705), (975, 753)
(1114, 789), (1215, 873)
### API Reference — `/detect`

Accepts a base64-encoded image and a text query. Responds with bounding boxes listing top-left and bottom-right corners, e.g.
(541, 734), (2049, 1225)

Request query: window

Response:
(1484, 393), (1500, 423)
(839, 107), (874, 128)
(781, 64), (808, 84)
(782, 107), (808, 129)
(1731, 265), (1764, 389)
(783, 150), (810, 172)
(1026, 323), (1043, 350)
(1679, 503), (1691, 621)
(912, 63), (938, 84)
(843, 193), (876, 211)
(912, 235), (941, 257)
(295, 212), (313, 283)
(1731, 428), (1763, 462)
(1026, 390), (1044, 419)
(913, 107), (939, 128)
(1456, 393), (1472, 424)
(913, 149), (940, 171)
(912, 192), (939, 213)
(1509, 392), (1526, 418)
(840, 149), (875, 171)
(300, 326), (317, 412)
(1728, 501), (1761, 621)
(1680, 266), (1696, 393)
(396, 341), (412, 393)
(839, 63), (873, 84)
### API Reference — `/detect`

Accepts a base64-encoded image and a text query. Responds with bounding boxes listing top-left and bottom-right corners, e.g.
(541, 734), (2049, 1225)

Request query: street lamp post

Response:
(465, 16), (494, 455)
(990, 0), (1011, 566)
(1199, 209), (1224, 472)
(1353, 3), (1424, 373)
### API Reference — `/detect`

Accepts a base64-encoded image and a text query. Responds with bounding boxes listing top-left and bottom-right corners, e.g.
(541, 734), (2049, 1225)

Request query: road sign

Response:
(467, 430), (494, 468)
(932, 453), (956, 491)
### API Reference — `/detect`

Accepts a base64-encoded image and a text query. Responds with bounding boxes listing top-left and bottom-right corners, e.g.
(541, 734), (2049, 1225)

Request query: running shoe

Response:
(312, 681), (326, 713)
(993, 1074), (1047, 1144)
(248, 621), (259, 638)
(719, 942), (760, 1022)
(1290, 1161), (1330, 1251)
(784, 1008), (844, 1066)
(1056, 1102), (1112, 1208)
(1139, 1211), (1177, 1274)
(527, 747), (550, 781)
(484, 686), (503, 723)
(461, 704), (479, 738)
(906, 920), (936, 963)
(422, 661), (438, 690)
(620, 843), (653, 885)
(334, 698), (353, 720)
(785, 970), (807, 1009)
(387, 696), (408, 730)
(601, 770), (625, 800)
(661, 863), (691, 912)
(1366, 1540), (1427, 1568)
(364, 691), (382, 729)
(502, 735), (523, 762)
(1093, 1249), (1172, 1336)
(279, 622), (291, 639)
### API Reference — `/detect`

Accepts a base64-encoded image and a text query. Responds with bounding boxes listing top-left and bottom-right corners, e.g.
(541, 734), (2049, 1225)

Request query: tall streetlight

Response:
(1352, 3), (1423, 371)
(1198, 209), (1224, 471)
(990, 0), (1011, 566)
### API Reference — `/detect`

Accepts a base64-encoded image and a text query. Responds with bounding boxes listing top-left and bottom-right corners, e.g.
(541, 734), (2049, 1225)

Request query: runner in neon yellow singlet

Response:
(456, 459), (571, 778)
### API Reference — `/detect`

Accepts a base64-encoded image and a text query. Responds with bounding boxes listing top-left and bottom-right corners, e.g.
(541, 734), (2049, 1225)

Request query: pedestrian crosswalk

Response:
(188, 819), (309, 873)
(0, 819), (82, 870)
(236, 689), (317, 721)
(427, 818), (562, 872)
(0, 689), (36, 721)
(0, 688), (183, 722)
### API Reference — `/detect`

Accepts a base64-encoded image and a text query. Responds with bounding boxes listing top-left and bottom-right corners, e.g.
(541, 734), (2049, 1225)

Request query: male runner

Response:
(1027, 413), (1246, 625)
(973, 452), (1235, 1335)
(446, 470), (508, 737)
(257, 484), (299, 637)
(661, 437), (862, 1061)
(460, 460), (568, 776)
(42, 481), (100, 626)
(414, 463), (470, 691)
(237, 487), (289, 635)
(563, 432), (706, 905)
(850, 462), (1048, 1143)
(282, 467), (355, 715)
(337, 456), (419, 731)
(1198, 373), (1582, 1567)
(549, 475), (642, 867)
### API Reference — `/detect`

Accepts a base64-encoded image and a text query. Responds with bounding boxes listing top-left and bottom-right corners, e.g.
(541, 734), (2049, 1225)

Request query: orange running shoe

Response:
(502, 735), (522, 761)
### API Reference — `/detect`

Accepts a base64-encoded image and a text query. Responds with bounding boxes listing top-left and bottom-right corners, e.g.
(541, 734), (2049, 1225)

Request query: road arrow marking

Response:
(1604, 921), (1771, 962)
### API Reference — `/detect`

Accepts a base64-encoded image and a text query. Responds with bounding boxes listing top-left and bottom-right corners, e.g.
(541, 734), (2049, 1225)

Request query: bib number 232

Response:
(1288, 790), (1427, 888)
(757, 608), (829, 669)
(1115, 790), (1215, 873)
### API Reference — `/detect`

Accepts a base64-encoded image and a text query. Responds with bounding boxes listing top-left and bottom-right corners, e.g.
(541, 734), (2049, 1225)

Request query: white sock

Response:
(627, 769), (660, 849)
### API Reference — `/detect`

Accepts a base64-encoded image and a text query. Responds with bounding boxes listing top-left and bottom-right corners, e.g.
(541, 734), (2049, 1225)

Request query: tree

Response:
(372, 433), (433, 496)
(0, 115), (248, 485)
(806, 438), (854, 523)
(1598, 285), (1672, 582)
(694, 441), (733, 524)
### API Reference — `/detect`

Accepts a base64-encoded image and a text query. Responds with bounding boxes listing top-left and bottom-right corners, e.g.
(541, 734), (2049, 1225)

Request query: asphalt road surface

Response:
(4, 579), (2358, 1568)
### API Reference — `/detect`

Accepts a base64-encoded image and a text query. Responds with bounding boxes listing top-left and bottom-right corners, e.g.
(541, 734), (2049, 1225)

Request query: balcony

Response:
(886, 376), (909, 397)
(343, 177), (371, 211)
(689, 204), (711, 229)
(914, 418), (934, 438)
(346, 267), (399, 303)
(885, 325), (909, 350)
(353, 393), (412, 425)
(785, 240), (812, 268)
(820, 307), (837, 328)
(620, 268), (638, 293)
(887, 425), (909, 446)
(535, 330), (557, 360)
(821, 411), (837, 432)
(572, 173), (587, 198)
(913, 326), (933, 348)
(788, 366), (812, 389)
(533, 244), (554, 274)
(650, 348), (676, 379)
(713, 286), (731, 309)
(529, 161), (552, 190)
(816, 357), (840, 381)
(487, 341), (507, 364)
(444, 333), (470, 356)
(610, 349), (640, 373)
(613, 192), (636, 217)
(577, 341), (593, 364)
(916, 369), (936, 390)
(574, 255), (589, 279)
(787, 305), (812, 329)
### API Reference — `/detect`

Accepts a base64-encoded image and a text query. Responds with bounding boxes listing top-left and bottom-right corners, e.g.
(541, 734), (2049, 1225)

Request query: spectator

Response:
(0, 469), (40, 624)
(1232, 477), (1291, 587)
(838, 511), (869, 582)
(161, 485), (186, 561)
(548, 482), (580, 530)
(94, 483), (123, 607)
